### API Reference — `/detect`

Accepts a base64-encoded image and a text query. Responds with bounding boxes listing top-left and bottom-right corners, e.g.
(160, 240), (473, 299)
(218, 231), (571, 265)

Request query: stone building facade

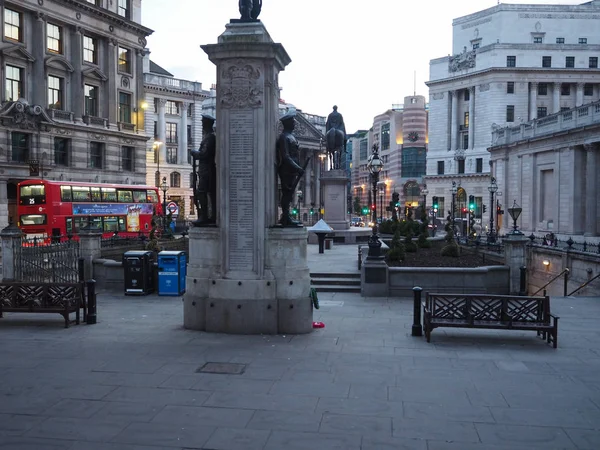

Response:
(426, 0), (600, 235)
(0, 0), (152, 228)
(143, 56), (210, 221)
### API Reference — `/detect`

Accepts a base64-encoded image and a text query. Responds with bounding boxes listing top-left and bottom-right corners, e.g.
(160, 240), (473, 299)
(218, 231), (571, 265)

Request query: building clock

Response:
(407, 131), (419, 142)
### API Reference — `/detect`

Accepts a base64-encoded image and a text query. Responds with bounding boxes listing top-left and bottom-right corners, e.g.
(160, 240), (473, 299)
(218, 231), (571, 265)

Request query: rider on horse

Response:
(325, 105), (347, 170)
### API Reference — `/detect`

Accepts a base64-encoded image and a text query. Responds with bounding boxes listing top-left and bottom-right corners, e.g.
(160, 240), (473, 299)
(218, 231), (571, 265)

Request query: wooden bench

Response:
(0, 282), (84, 328)
(423, 293), (559, 348)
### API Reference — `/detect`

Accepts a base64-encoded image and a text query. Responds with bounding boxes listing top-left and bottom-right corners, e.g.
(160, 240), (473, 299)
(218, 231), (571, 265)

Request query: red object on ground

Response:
(312, 321), (325, 329)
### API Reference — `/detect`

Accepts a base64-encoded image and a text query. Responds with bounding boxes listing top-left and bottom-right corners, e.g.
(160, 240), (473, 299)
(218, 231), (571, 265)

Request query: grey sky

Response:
(142, 0), (585, 132)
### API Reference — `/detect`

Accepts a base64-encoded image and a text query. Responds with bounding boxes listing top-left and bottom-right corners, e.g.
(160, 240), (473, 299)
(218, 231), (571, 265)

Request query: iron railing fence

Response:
(17, 235), (81, 283)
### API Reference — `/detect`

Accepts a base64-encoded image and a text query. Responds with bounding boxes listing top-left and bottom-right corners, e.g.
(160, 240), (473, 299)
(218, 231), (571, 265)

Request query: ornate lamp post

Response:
(451, 181), (458, 238)
(487, 176), (498, 242)
(160, 176), (168, 231)
(367, 144), (384, 259)
(507, 199), (523, 235)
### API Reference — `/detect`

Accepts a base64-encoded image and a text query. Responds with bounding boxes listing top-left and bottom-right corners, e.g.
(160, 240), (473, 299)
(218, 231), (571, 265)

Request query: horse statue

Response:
(325, 105), (346, 170)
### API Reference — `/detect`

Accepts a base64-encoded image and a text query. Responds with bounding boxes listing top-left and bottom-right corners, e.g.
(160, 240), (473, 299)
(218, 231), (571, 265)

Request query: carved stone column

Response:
(553, 83), (561, 114)
(468, 86), (475, 150)
(529, 82), (538, 120)
(71, 26), (84, 121)
(584, 143), (598, 236)
(576, 83), (585, 107)
(179, 102), (189, 165)
(450, 90), (458, 151)
(32, 12), (46, 106)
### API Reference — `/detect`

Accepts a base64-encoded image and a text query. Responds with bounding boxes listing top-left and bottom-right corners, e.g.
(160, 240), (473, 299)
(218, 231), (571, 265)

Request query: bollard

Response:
(412, 286), (423, 337)
(563, 268), (570, 297)
(519, 266), (527, 296)
(358, 246), (362, 270)
(78, 258), (87, 322)
(86, 279), (97, 325)
(78, 258), (85, 282)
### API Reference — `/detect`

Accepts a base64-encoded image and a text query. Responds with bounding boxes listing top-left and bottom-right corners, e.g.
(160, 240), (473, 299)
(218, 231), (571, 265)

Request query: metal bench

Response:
(0, 282), (84, 328)
(423, 293), (559, 348)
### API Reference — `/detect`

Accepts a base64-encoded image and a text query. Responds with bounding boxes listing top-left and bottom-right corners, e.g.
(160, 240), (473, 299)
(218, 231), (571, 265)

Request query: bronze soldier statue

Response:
(239, 0), (262, 20)
(325, 105), (347, 170)
(191, 114), (217, 225)
(276, 110), (304, 227)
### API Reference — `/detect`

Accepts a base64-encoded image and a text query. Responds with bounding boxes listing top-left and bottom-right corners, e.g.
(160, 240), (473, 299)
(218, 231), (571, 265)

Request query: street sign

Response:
(167, 201), (179, 216)
(29, 160), (39, 176)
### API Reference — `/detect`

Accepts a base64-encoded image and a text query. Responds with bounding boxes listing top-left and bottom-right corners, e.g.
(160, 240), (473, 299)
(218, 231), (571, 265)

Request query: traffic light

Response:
(371, 204), (376, 211)
(468, 195), (475, 211)
(309, 208), (314, 215)
(432, 196), (439, 209)
(483, 204), (487, 213)
(292, 208), (298, 215)
(462, 207), (467, 213)
(362, 207), (369, 215)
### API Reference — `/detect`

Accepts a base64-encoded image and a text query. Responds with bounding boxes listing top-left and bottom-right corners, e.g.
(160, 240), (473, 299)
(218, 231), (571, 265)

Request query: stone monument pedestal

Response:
(321, 169), (350, 230)
(504, 234), (528, 295)
(183, 20), (312, 334)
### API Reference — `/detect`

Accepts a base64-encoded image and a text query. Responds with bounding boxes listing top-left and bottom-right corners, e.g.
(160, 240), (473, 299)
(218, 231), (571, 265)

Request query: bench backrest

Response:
(426, 293), (550, 323)
(0, 282), (83, 309)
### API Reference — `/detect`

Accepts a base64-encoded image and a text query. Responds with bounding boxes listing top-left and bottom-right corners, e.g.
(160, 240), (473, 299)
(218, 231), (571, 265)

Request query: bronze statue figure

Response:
(239, 0), (262, 20)
(191, 114), (217, 226)
(276, 110), (305, 227)
(325, 105), (346, 170)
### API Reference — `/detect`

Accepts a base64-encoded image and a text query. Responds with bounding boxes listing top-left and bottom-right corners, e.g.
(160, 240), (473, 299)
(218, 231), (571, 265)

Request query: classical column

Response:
(304, 165), (312, 207)
(179, 102), (189, 165)
(0, 180), (8, 230)
(468, 86), (475, 150)
(31, 12), (46, 106)
(450, 90), (458, 151)
(576, 83), (585, 107)
(529, 82), (538, 120)
(157, 99), (167, 162)
(584, 144), (597, 236)
(553, 83), (561, 114)
(71, 27), (84, 121)
(107, 39), (118, 126)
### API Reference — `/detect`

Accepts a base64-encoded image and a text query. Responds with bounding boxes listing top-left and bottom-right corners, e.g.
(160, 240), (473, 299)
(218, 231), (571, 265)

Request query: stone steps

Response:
(310, 272), (361, 293)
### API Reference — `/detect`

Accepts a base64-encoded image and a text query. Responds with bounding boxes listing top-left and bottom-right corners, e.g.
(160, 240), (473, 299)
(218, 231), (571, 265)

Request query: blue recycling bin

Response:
(157, 251), (186, 296)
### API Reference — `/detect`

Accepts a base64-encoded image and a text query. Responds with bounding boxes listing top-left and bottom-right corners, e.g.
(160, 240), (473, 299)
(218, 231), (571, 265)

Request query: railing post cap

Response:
(413, 286), (423, 292)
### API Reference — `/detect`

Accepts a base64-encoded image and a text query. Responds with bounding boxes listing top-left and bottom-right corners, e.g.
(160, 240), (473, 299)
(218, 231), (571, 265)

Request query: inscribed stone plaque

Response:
(365, 267), (386, 284)
(228, 110), (255, 271)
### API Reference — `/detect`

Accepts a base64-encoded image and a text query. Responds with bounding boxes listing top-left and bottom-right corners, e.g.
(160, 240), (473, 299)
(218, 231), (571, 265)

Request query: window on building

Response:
(584, 84), (593, 96)
(90, 142), (103, 168)
(5, 65), (22, 101)
(153, 121), (157, 139)
(122, 146), (134, 171)
(54, 137), (69, 166)
(48, 75), (63, 109)
(579, 38), (587, 44)
(506, 105), (515, 122)
(189, 172), (194, 189)
(464, 89), (470, 101)
(537, 107), (548, 118)
(117, 0), (129, 18)
(561, 107), (570, 112)
(458, 159), (465, 174)
(83, 36), (97, 64)
(4, 8), (21, 42)
(166, 123), (177, 143)
(400, 148), (426, 178)
(359, 139), (368, 160)
(590, 57), (598, 69)
(47, 23), (63, 54)
(165, 100), (179, 115)
(170, 172), (181, 188)
(463, 112), (469, 127)
(472, 43), (480, 50)
(507, 82), (515, 94)
(167, 147), (177, 164)
(187, 103), (193, 117)
(506, 56), (516, 67)
(118, 92), (131, 123)
(556, 37), (565, 44)
(566, 56), (575, 68)
(476, 158), (483, 173)
(542, 56), (551, 68)
(86, 0), (102, 5)
(462, 134), (469, 150)
(118, 47), (131, 73)
(533, 37), (543, 44)
(437, 161), (444, 175)
(381, 122), (390, 150)
(561, 84), (571, 96)
(11, 132), (29, 162)
(84, 84), (97, 116)
(537, 83), (548, 96)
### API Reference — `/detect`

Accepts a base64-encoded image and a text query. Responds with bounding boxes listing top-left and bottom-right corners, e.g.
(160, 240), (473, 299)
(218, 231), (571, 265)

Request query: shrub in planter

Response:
(417, 233), (432, 248)
(386, 244), (405, 262)
(441, 242), (460, 257)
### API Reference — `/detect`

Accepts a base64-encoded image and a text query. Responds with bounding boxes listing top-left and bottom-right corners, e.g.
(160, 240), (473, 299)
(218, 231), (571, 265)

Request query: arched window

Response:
(170, 172), (181, 188)
(404, 181), (421, 205)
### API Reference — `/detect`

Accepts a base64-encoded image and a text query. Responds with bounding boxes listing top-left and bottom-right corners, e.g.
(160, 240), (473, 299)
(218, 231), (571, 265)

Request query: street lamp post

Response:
(451, 181), (458, 238)
(421, 185), (429, 219)
(152, 141), (162, 187)
(487, 176), (498, 242)
(507, 199), (523, 235)
(160, 176), (168, 231)
(367, 143), (384, 259)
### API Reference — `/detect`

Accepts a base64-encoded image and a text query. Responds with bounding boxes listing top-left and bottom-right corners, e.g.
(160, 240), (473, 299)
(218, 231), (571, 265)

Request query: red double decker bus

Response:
(17, 179), (163, 239)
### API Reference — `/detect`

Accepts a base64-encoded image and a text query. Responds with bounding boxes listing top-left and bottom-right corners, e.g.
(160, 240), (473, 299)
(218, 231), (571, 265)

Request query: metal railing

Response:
(527, 233), (600, 256)
(532, 268), (570, 297)
(568, 272), (600, 296)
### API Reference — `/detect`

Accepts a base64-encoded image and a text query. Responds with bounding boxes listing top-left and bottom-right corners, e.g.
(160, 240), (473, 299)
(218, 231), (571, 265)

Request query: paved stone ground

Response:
(0, 246), (599, 449)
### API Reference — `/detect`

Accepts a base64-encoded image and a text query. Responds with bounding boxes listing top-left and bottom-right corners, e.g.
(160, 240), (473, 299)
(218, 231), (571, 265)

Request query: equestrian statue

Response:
(325, 105), (347, 170)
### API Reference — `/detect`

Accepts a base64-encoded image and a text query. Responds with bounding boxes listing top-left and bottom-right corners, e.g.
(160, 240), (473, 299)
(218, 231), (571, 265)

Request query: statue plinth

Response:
(184, 21), (312, 334)
(321, 169), (350, 230)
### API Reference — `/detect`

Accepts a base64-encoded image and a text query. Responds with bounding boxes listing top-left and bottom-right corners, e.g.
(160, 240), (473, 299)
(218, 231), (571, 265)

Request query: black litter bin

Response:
(123, 250), (155, 295)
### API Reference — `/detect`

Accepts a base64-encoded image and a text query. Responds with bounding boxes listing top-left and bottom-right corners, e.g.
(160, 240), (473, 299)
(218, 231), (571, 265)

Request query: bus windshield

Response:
(19, 184), (46, 205)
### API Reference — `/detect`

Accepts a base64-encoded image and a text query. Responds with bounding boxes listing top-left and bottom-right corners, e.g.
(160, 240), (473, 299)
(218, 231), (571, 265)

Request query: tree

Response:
(353, 197), (361, 216)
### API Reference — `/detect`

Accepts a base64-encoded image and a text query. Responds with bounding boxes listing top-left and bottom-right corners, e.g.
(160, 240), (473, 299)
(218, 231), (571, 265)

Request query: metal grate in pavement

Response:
(196, 362), (246, 375)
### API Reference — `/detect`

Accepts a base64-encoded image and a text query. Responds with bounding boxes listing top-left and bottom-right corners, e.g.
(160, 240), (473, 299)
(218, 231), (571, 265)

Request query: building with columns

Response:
(350, 95), (429, 220)
(425, 0), (600, 236)
(489, 101), (599, 238)
(0, 0), (152, 229)
(143, 56), (210, 220)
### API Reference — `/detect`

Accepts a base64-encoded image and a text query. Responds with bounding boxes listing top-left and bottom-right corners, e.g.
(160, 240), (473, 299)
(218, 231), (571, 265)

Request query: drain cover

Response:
(196, 362), (246, 375)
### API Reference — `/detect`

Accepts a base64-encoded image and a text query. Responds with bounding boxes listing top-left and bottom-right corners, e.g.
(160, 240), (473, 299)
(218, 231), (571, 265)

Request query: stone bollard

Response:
(86, 279), (97, 325)
(0, 220), (23, 281)
(412, 286), (423, 337)
(78, 227), (103, 281)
